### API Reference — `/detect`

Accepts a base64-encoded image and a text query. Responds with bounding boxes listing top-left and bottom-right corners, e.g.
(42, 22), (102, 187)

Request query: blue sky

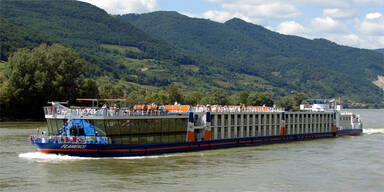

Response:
(80, 0), (384, 49)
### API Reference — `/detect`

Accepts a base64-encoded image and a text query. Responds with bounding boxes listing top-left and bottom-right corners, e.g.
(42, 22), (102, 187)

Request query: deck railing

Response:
(44, 106), (170, 118)
(44, 104), (285, 119)
(31, 135), (111, 145)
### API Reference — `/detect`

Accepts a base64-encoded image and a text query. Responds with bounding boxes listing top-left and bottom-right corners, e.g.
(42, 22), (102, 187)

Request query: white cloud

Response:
(330, 34), (362, 47)
(79, 0), (157, 14)
(297, 0), (351, 8)
(277, 21), (308, 36)
(310, 16), (343, 33)
(366, 12), (382, 20)
(323, 8), (356, 19)
(221, 2), (300, 19)
(295, 0), (383, 8)
(200, 10), (253, 23)
(359, 13), (384, 36)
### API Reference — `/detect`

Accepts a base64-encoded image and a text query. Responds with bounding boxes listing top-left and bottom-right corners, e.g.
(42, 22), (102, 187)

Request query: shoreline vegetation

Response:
(0, 44), (304, 120)
(1, 44), (383, 121)
(1, 0), (384, 120)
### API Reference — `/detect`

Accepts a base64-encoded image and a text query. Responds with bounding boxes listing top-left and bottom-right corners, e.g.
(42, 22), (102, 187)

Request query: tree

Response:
(167, 83), (184, 104)
(293, 92), (307, 109)
(248, 92), (274, 106)
(98, 84), (124, 99)
(209, 88), (229, 105)
(185, 91), (203, 105)
(277, 96), (294, 111)
(157, 90), (169, 105)
(239, 91), (249, 105)
(5, 43), (86, 118)
(79, 78), (99, 99)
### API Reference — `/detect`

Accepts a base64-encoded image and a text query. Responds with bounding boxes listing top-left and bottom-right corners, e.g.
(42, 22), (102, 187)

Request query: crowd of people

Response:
(48, 103), (284, 117)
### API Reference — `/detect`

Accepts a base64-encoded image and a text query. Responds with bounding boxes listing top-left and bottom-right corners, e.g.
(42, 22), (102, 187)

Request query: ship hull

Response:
(32, 131), (361, 157)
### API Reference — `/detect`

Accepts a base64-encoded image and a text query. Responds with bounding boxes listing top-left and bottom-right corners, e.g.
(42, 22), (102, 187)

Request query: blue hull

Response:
(337, 128), (363, 136)
(31, 130), (361, 157)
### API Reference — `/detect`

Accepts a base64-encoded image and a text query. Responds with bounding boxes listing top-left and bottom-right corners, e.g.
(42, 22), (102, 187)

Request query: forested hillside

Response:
(0, 0), (232, 89)
(0, 17), (55, 61)
(1, 0), (384, 118)
(122, 11), (384, 103)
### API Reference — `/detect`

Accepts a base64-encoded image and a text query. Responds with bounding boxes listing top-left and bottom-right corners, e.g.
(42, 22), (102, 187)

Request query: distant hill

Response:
(121, 11), (384, 103)
(0, 0), (230, 89)
(377, 49), (384, 54)
(1, 0), (383, 104)
(0, 17), (54, 61)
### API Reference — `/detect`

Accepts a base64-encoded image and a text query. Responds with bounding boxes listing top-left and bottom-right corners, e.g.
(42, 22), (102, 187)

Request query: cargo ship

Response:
(30, 99), (362, 157)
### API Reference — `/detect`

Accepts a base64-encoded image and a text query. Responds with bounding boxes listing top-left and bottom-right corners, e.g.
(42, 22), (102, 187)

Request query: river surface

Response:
(1, 109), (384, 192)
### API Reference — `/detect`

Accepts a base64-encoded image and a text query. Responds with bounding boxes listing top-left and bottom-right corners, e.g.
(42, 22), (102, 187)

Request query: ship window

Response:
(169, 134), (176, 143)
(122, 137), (130, 144)
(153, 119), (162, 133)
(244, 115), (248, 125)
(119, 120), (131, 135)
(162, 135), (169, 143)
(154, 135), (162, 143)
(131, 136), (139, 144)
(53, 120), (62, 135)
(111, 137), (122, 144)
(46, 119), (53, 135)
(105, 120), (118, 135)
(170, 119), (177, 132)
(162, 119), (169, 133)
(94, 120), (106, 135)
(261, 114), (264, 124)
(139, 136), (147, 144)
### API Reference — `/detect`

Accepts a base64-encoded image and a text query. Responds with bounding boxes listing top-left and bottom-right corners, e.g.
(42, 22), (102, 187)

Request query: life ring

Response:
(77, 137), (83, 143)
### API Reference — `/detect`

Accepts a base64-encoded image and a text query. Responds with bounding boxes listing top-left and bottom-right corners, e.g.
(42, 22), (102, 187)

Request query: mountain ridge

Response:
(0, 1), (383, 104)
(121, 11), (384, 103)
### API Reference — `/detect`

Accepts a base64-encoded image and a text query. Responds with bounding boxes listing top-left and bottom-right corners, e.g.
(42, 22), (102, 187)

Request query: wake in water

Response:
(18, 152), (99, 161)
(363, 128), (384, 135)
(18, 152), (179, 161)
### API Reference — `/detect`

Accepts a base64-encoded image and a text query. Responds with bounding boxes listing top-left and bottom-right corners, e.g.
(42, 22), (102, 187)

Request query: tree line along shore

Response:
(0, 44), (311, 120)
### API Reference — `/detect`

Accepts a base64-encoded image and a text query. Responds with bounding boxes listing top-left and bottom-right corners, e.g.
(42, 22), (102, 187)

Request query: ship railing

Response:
(191, 106), (285, 113)
(30, 135), (111, 145)
(44, 106), (170, 118)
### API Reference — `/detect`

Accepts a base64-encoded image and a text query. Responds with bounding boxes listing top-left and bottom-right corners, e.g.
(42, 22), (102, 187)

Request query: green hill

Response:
(0, 0), (230, 89)
(0, 17), (54, 61)
(121, 11), (384, 103)
(1, 1), (383, 105)
(377, 49), (384, 54)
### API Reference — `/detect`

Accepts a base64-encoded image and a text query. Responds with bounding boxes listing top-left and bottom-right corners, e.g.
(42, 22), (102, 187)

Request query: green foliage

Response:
(239, 91), (249, 105)
(122, 11), (384, 104)
(376, 49), (384, 55)
(277, 96), (294, 111)
(5, 43), (86, 118)
(0, 17), (54, 61)
(0, 0), (235, 94)
(0, 0), (383, 119)
(185, 91), (204, 105)
(79, 78), (99, 99)
(248, 92), (274, 106)
(167, 83), (184, 104)
(293, 92), (307, 108)
(201, 88), (229, 105)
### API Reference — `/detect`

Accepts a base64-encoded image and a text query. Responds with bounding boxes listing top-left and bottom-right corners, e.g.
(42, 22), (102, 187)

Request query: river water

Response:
(1, 109), (383, 192)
